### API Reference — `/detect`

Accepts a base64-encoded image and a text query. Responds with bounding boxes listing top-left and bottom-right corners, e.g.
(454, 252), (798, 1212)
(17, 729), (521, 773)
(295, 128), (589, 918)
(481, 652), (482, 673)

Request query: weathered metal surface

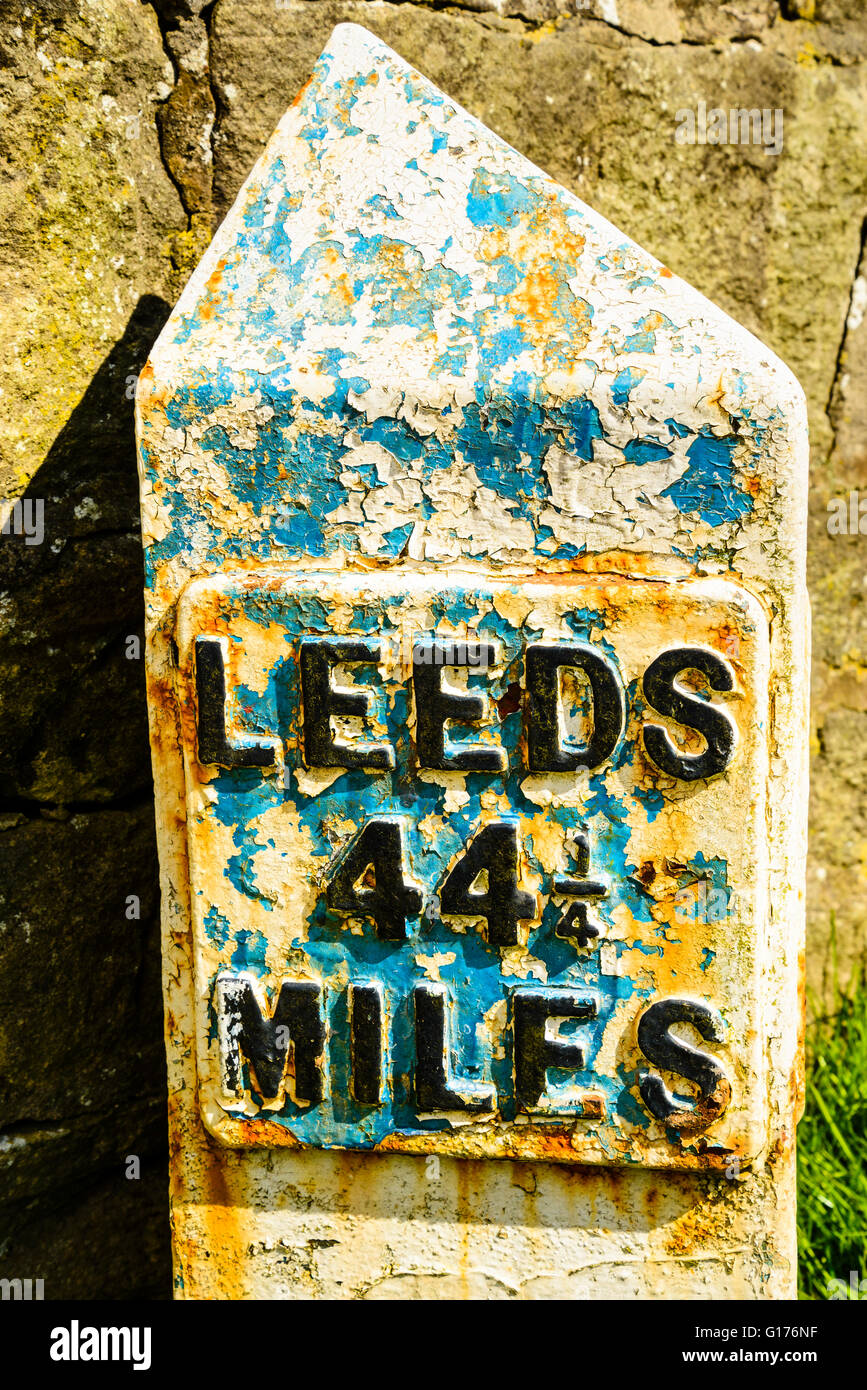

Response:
(137, 24), (809, 1297)
(177, 568), (769, 1168)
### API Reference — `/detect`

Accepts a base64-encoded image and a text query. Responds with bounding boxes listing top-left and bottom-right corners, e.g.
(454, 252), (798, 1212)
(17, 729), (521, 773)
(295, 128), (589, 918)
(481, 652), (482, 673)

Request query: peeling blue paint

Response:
(194, 578), (688, 1146)
(138, 21), (780, 1169)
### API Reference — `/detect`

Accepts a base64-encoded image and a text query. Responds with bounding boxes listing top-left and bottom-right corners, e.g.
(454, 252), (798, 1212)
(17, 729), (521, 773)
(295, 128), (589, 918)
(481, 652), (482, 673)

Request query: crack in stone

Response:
(379, 0), (574, 37)
(376, 0), (774, 48)
(778, 1), (812, 19)
(825, 213), (867, 465)
(203, 0), (223, 232)
(576, 17), (753, 50)
(0, 788), (156, 821)
(0, 1100), (165, 1145)
(148, 1), (218, 235)
(149, 3), (193, 230)
(276, 0), (867, 65)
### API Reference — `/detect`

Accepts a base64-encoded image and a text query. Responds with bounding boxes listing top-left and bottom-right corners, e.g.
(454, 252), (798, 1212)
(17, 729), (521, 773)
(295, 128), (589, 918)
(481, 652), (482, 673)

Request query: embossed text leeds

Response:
(194, 634), (738, 783)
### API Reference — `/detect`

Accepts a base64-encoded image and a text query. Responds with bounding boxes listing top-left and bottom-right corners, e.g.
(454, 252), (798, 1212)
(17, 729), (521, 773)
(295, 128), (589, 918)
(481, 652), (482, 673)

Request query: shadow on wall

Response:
(0, 295), (174, 1299)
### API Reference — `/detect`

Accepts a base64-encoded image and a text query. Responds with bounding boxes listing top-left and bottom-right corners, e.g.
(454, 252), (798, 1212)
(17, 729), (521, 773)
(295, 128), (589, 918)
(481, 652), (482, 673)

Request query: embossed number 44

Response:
(326, 818), (535, 944)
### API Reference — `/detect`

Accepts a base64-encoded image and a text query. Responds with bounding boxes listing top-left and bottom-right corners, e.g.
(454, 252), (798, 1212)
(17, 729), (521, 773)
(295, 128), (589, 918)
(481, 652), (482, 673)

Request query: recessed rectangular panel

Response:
(175, 568), (769, 1170)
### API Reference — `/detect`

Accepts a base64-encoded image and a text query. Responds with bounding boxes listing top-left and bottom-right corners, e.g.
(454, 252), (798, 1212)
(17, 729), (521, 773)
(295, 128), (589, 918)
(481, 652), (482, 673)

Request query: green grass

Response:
(797, 928), (867, 1299)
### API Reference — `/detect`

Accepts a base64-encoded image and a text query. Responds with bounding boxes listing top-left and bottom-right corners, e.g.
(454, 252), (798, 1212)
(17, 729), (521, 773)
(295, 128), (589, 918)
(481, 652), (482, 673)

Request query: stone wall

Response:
(1, 0), (864, 1299)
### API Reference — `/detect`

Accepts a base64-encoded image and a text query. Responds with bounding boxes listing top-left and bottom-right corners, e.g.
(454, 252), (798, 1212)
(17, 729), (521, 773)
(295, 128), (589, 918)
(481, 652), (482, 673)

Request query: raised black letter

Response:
(513, 988), (597, 1110)
(195, 637), (277, 768)
(526, 643), (624, 772)
(637, 997), (731, 1132)
(349, 983), (383, 1105)
(413, 639), (506, 772)
(414, 984), (495, 1112)
(641, 647), (736, 781)
(216, 973), (324, 1104)
(300, 638), (394, 770)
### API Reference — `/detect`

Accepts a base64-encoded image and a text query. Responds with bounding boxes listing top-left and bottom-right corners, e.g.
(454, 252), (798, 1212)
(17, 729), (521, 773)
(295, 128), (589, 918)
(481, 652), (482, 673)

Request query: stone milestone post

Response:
(136, 25), (808, 1299)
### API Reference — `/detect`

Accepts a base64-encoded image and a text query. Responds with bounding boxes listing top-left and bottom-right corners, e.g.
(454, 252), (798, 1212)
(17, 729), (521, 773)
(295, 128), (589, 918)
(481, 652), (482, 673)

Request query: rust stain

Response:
(793, 942), (807, 1124)
(661, 1189), (730, 1258)
(480, 193), (592, 360)
(198, 257), (228, 323)
(290, 74), (313, 109)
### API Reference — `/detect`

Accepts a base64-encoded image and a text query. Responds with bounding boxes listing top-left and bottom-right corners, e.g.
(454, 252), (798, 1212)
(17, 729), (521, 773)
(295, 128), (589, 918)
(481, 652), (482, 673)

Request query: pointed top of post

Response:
(139, 24), (806, 583)
(144, 23), (799, 420)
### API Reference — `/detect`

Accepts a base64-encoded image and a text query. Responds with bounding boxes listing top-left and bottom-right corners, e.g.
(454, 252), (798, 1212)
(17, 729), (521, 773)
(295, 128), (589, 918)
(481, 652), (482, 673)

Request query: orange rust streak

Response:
(291, 75), (313, 108)
(198, 257), (228, 322)
(661, 1192), (730, 1258)
(793, 941), (807, 1124)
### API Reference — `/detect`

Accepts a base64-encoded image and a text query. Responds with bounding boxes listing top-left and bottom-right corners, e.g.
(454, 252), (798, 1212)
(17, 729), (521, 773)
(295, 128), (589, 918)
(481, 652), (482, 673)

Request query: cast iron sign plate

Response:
(176, 567), (769, 1169)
